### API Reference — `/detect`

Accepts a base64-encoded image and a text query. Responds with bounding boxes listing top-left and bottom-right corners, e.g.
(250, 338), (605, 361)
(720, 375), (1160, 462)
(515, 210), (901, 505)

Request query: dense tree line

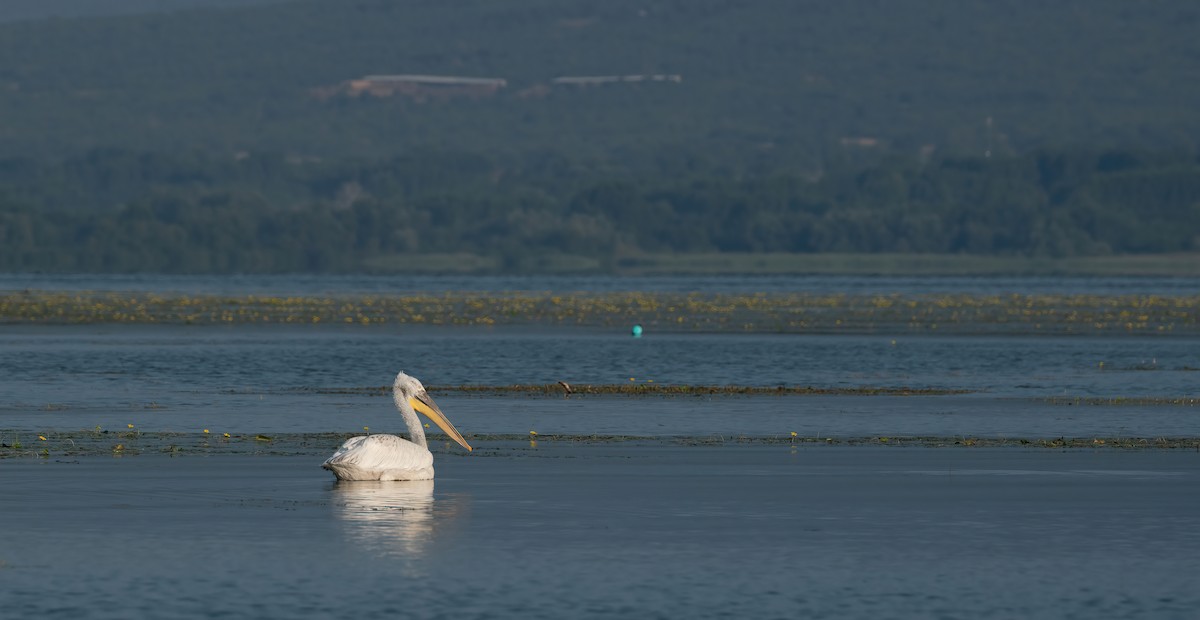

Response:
(2, 147), (1197, 273)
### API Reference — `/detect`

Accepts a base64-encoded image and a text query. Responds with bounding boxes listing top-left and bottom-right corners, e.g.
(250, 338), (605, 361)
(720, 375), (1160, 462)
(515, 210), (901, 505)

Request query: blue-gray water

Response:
(1, 324), (1196, 437)
(2, 274), (1199, 619)
(4, 448), (1199, 619)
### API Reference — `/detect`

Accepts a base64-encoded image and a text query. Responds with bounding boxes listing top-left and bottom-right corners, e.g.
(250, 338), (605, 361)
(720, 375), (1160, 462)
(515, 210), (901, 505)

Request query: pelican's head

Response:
(394, 371), (473, 452)
(393, 371), (427, 397)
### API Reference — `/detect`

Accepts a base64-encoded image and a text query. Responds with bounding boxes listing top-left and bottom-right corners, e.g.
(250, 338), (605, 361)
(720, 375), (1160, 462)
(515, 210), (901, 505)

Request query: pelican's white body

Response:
(323, 371), (469, 481)
(324, 434), (435, 481)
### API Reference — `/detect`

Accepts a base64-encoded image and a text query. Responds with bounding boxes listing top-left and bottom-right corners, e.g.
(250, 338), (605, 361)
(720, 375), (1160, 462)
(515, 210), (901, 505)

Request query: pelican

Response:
(323, 372), (472, 481)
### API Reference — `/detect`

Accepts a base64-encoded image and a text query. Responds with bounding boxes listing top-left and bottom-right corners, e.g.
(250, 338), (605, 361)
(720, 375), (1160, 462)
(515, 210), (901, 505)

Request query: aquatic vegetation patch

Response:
(4, 429), (1199, 460)
(2, 290), (1199, 335)
(299, 384), (972, 397)
(1044, 396), (1200, 406)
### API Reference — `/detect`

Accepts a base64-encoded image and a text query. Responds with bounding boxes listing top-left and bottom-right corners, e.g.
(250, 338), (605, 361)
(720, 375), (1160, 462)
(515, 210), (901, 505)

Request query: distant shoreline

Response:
(361, 252), (1200, 277)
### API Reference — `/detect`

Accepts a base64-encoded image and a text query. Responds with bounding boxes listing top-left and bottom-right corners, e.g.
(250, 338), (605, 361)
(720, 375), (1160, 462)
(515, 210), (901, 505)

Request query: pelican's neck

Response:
(394, 387), (427, 447)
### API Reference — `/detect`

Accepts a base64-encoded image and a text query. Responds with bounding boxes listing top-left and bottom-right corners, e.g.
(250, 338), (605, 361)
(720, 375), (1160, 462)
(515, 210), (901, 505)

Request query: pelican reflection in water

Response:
(323, 371), (472, 481)
(331, 480), (438, 560)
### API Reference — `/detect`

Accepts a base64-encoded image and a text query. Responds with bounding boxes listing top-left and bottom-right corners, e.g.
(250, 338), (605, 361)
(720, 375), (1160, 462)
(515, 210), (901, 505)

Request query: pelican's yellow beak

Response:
(411, 392), (472, 451)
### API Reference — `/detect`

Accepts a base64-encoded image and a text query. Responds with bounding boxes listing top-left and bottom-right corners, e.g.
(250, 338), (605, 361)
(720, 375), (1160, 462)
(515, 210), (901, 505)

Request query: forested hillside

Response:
(1, 0), (1198, 272)
(2, 0), (1198, 162)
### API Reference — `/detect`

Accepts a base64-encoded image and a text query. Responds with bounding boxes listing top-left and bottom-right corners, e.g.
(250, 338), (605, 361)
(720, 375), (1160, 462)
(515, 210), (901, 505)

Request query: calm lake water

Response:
(1, 323), (1197, 437)
(4, 448), (1199, 619)
(2, 274), (1199, 618)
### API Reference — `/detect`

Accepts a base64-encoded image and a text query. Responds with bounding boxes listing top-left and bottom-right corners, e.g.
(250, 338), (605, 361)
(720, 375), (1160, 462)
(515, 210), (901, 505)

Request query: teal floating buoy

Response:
(631, 324), (643, 338)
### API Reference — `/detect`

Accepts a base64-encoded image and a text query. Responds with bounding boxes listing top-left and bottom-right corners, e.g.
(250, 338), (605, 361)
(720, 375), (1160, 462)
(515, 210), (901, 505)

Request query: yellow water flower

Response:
(223, 433), (230, 438)
(203, 429), (210, 434)
(529, 430), (538, 436)
(38, 435), (47, 441)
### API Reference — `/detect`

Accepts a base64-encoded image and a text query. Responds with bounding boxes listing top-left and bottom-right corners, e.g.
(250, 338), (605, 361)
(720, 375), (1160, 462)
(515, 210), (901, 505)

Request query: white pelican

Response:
(323, 372), (472, 481)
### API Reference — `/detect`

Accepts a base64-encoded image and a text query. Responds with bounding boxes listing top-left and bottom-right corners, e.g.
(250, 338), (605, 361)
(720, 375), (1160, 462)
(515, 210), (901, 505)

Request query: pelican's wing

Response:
(329, 435), (370, 457)
(323, 435), (435, 481)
